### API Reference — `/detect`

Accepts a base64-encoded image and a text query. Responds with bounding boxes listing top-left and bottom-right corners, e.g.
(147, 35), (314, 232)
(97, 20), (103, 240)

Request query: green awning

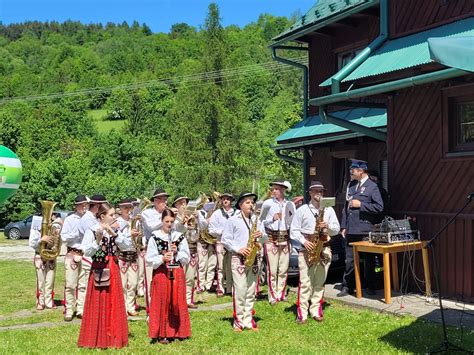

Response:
(276, 107), (386, 147)
(320, 17), (474, 86)
(428, 36), (474, 72)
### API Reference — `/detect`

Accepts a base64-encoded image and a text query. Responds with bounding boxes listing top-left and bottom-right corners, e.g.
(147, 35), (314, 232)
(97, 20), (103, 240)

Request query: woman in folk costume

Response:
(78, 202), (131, 349)
(146, 208), (191, 344)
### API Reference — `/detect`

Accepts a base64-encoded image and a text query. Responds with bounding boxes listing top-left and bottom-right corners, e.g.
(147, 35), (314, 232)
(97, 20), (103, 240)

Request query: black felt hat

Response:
(171, 195), (190, 207)
(74, 195), (89, 205)
(89, 194), (107, 204)
(118, 198), (134, 207)
(220, 192), (234, 201)
(308, 181), (327, 191)
(235, 192), (257, 210)
(152, 188), (170, 200)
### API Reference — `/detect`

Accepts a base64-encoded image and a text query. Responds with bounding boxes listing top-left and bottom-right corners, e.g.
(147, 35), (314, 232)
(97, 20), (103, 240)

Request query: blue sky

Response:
(0, 0), (316, 33)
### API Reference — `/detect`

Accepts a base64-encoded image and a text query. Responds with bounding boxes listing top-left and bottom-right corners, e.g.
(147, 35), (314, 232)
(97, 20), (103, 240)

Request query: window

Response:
(337, 48), (363, 70)
(443, 85), (474, 156)
(448, 95), (474, 153)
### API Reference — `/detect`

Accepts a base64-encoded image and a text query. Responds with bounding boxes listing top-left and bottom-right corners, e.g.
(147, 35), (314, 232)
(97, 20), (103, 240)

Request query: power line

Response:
(0, 56), (308, 105)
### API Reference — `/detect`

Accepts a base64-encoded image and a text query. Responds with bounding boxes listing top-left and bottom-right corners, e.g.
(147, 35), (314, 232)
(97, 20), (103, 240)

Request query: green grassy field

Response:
(88, 109), (127, 134)
(0, 259), (472, 354)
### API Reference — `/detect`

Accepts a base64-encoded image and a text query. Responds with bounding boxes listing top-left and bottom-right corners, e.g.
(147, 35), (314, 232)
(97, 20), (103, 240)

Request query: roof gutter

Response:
(312, 67), (468, 106)
(330, 0), (389, 94)
(271, 46), (309, 120)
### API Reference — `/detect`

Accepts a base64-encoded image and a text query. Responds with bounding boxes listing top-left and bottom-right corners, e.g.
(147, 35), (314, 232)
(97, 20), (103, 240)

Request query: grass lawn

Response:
(0, 259), (472, 354)
(88, 109), (127, 134)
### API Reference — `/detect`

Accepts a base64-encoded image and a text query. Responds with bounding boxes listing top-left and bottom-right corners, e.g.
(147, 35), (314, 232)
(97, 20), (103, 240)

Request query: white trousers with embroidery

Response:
(231, 254), (258, 330)
(63, 253), (83, 316)
(185, 253), (199, 305)
(76, 257), (91, 316)
(119, 258), (139, 313)
(264, 241), (290, 303)
(34, 255), (56, 309)
(197, 241), (217, 291)
(136, 250), (146, 297)
(296, 247), (331, 321)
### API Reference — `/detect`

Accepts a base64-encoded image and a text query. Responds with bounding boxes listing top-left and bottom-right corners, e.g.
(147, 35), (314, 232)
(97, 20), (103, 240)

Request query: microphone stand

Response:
(427, 192), (473, 354)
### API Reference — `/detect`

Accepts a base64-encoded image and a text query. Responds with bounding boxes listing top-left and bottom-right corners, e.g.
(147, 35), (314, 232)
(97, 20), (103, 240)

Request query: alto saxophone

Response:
(39, 200), (62, 261)
(244, 208), (262, 267)
(305, 207), (330, 267)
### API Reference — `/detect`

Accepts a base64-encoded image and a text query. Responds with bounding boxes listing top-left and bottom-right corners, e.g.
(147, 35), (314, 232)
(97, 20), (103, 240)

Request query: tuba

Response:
(39, 200), (62, 261)
(199, 191), (222, 245)
(130, 197), (151, 251)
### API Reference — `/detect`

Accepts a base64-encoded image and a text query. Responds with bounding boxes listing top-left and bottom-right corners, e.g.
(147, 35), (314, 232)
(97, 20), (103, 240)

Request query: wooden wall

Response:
(390, 0), (474, 38)
(387, 81), (474, 300)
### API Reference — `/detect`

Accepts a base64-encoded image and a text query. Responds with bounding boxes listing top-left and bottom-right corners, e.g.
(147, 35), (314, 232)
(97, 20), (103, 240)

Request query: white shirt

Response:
(290, 203), (340, 252)
(146, 229), (190, 269)
(81, 227), (132, 258)
(116, 216), (136, 252)
(78, 210), (99, 241)
(262, 198), (293, 231)
(141, 208), (163, 241)
(61, 213), (82, 248)
(29, 221), (62, 253)
(221, 212), (266, 254)
(208, 208), (235, 240)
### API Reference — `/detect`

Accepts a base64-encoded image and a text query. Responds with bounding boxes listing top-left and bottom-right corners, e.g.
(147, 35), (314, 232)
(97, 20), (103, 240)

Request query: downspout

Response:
(331, 0), (389, 94)
(272, 46), (309, 120)
(319, 0), (390, 141)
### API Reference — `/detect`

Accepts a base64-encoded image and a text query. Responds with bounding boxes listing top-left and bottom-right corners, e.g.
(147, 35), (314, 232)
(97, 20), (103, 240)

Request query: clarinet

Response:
(167, 230), (175, 280)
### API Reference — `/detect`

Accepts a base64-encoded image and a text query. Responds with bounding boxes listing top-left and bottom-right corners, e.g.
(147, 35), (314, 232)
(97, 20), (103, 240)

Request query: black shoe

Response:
(336, 287), (354, 297)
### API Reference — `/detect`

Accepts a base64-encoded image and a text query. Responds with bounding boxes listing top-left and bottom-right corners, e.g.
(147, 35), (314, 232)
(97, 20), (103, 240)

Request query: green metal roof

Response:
(276, 107), (386, 145)
(320, 17), (474, 86)
(272, 0), (378, 45)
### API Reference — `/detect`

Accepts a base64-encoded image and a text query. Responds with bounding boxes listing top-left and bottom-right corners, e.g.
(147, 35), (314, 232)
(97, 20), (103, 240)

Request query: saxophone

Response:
(244, 207), (262, 267)
(130, 197), (151, 251)
(305, 206), (330, 267)
(39, 200), (62, 261)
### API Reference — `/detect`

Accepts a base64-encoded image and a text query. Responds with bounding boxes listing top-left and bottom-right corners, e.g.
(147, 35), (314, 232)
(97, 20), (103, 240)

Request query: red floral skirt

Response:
(148, 264), (191, 339)
(78, 259), (128, 349)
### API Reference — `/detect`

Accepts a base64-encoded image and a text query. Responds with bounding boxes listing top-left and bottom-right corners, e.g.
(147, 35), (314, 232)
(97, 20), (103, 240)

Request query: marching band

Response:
(28, 178), (343, 348)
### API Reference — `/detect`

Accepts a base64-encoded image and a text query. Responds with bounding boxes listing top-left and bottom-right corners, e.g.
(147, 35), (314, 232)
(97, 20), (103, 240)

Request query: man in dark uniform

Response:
(337, 159), (384, 297)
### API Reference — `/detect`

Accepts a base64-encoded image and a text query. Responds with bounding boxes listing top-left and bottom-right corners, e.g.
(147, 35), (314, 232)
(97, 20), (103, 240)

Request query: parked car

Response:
(4, 211), (71, 240)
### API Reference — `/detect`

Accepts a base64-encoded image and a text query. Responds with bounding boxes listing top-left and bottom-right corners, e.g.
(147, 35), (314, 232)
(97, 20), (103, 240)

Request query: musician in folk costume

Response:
(173, 195), (200, 309)
(208, 192), (236, 296)
(261, 180), (294, 304)
(141, 188), (169, 310)
(29, 209), (62, 311)
(132, 198), (147, 298)
(222, 192), (266, 332)
(146, 208), (191, 344)
(116, 198), (140, 316)
(290, 181), (340, 324)
(61, 195), (89, 321)
(78, 202), (130, 349)
(75, 194), (108, 318)
(196, 205), (216, 294)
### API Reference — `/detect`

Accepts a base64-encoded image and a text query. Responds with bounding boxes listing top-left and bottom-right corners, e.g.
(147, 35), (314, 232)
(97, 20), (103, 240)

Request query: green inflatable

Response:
(0, 145), (22, 205)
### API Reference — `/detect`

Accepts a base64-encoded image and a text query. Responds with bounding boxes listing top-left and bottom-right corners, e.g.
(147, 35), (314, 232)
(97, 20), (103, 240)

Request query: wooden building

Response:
(271, 0), (474, 301)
